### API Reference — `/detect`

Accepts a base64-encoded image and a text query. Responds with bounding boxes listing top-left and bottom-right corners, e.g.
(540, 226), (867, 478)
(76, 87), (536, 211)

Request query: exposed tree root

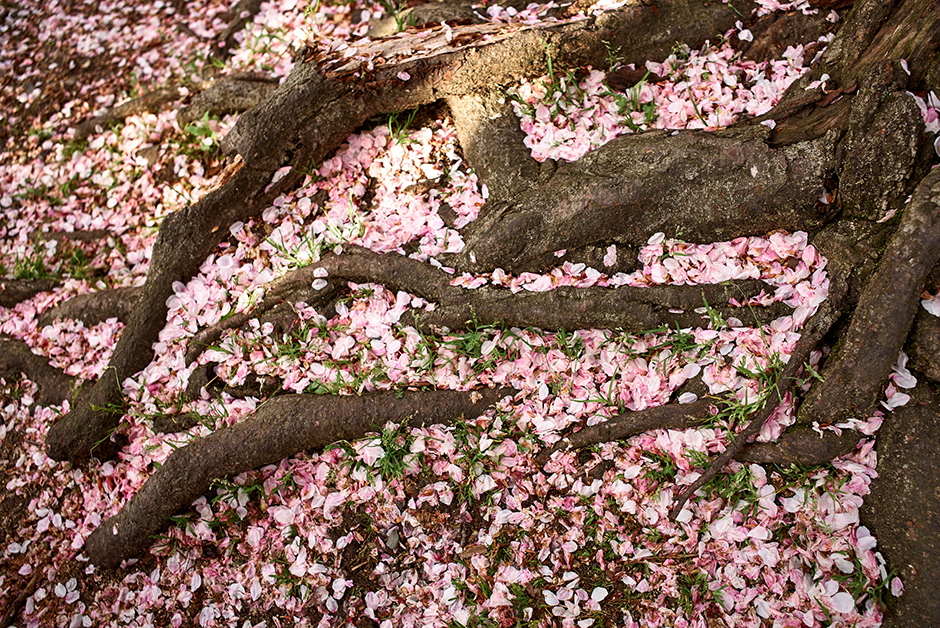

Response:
(735, 427), (861, 465)
(541, 402), (861, 469)
(736, 7), (836, 64)
(0, 337), (78, 408)
(84, 386), (511, 568)
(34, 0), (940, 580)
(47, 0), (843, 467)
(183, 245), (452, 365)
(37, 286), (143, 328)
(185, 245), (787, 366)
(223, 0), (750, 170)
(410, 282), (791, 334)
(210, 0), (266, 62)
(0, 569), (41, 628)
(73, 86), (192, 142)
(796, 166), (940, 426)
(45, 162), (283, 464)
(71, 0), (268, 141)
(30, 229), (111, 245)
(822, 0), (939, 89)
(907, 309), (940, 384)
(444, 91), (543, 204)
(184, 364), (284, 404)
(452, 126), (835, 273)
(539, 398), (713, 465)
(150, 411), (206, 435)
(367, 0), (481, 39)
(73, 73), (279, 143)
(0, 279), (61, 309)
(176, 73), (280, 126)
(532, 274), (850, 519)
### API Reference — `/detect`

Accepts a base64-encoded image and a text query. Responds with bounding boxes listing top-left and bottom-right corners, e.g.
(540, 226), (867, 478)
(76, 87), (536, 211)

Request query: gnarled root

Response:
(0, 337), (78, 408)
(186, 245), (788, 366)
(84, 386), (511, 568)
(796, 167), (940, 426)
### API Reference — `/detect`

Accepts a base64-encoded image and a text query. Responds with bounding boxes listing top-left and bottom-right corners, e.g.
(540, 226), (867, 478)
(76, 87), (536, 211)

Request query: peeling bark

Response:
(48, 0), (839, 467)
(222, 0), (754, 171)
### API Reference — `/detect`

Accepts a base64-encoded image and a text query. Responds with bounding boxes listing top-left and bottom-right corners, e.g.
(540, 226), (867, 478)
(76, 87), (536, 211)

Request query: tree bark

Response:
(85, 387), (510, 568)
(20, 0), (938, 577)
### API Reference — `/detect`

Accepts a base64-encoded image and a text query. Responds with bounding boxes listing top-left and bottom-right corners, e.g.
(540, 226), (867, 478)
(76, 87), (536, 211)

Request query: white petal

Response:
(830, 591), (855, 614)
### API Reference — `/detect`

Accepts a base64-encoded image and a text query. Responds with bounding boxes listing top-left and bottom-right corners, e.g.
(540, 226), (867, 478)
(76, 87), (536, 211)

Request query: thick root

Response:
(0, 337), (78, 408)
(84, 387), (510, 568)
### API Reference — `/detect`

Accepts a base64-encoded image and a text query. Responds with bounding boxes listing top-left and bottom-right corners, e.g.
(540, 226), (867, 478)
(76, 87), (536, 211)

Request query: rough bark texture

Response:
(822, 0), (940, 89)
(37, 286), (143, 328)
(14, 0), (935, 595)
(798, 166), (940, 426)
(412, 281), (792, 333)
(45, 162), (279, 462)
(454, 127), (837, 272)
(0, 279), (61, 309)
(45, 0), (841, 467)
(445, 91), (544, 203)
(0, 337), (76, 408)
(544, 398), (713, 459)
(837, 66), (925, 221)
(221, 0), (755, 171)
(177, 74), (281, 126)
(85, 387), (510, 568)
(73, 86), (188, 142)
(184, 246), (785, 363)
(736, 427), (862, 465)
(670, 275), (848, 519)
(862, 383), (940, 628)
(906, 309), (940, 383)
